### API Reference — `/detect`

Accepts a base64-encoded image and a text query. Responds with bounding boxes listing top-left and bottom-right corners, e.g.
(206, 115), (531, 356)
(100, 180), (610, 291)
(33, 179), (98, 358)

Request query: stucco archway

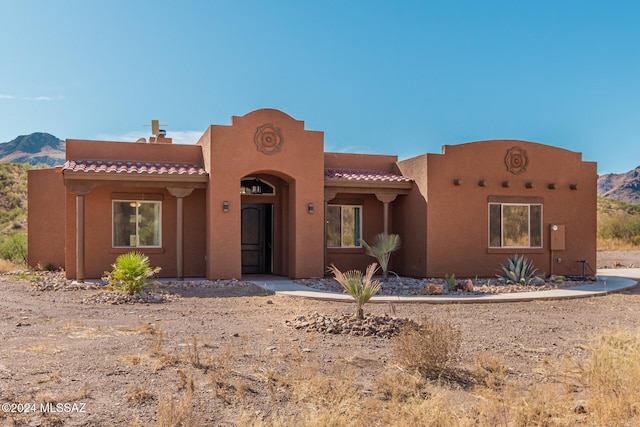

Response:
(239, 173), (293, 276)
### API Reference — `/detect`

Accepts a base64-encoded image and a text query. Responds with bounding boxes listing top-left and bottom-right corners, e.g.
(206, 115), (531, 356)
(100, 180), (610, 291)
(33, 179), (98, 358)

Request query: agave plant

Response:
(327, 263), (381, 319)
(361, 233), (401, 280)
(497, 254), (538, 286)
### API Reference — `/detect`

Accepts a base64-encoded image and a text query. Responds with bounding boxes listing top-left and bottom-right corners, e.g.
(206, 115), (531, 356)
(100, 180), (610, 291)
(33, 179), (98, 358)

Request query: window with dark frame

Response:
(326, 205), (362, 248)
(489, 203), (542, 248)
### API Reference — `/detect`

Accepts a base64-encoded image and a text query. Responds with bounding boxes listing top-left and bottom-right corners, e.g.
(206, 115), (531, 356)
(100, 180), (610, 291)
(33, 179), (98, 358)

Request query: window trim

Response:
(488, 202), (543, 249)
(112, 199), (162, 248)
(326, 204), (363, 248)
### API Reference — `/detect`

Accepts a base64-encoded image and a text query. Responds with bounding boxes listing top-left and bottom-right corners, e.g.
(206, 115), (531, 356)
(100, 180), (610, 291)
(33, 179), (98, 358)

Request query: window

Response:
(113, 201), (161, 247)
(489, 203), (542, 248)
(240, 178), (274, 195)
(326, 205), (362, 248)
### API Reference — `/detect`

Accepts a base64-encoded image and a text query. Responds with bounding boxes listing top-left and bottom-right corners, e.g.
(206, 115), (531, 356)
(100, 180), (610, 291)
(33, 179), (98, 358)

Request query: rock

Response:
(531, 277), (546, 286)
(423, 283), (444, 295)
(287, 312), (416, 338)
(465, 279), (475, 292)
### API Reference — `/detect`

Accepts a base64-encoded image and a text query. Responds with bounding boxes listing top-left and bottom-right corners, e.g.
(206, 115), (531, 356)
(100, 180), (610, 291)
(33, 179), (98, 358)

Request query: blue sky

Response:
(1, 1), (639, 174)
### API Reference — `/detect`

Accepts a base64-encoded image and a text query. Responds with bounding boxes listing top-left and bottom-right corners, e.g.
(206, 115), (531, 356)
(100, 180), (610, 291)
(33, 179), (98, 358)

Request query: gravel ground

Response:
(0, 252), (638, 426)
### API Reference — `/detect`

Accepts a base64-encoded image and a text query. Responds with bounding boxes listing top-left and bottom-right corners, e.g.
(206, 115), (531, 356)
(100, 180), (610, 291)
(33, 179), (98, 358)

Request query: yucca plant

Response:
(497, 254), (537, 286)
(328, 263), (381, 319)
(103, 251), (161, 295)
(361, 233), (401, 280)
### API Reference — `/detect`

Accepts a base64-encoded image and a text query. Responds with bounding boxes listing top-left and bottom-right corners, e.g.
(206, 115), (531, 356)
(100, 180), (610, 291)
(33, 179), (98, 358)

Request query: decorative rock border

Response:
(286, 311), (417, 339)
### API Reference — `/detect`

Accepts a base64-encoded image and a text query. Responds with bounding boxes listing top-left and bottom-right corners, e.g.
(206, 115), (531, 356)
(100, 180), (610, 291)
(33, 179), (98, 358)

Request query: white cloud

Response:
(0, 94), (60, 101)
(24, 96), (53, 101)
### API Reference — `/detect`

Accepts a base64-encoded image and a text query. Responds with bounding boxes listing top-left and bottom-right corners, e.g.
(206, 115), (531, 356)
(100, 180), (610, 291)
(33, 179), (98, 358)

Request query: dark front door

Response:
(241, 203), (273, 274)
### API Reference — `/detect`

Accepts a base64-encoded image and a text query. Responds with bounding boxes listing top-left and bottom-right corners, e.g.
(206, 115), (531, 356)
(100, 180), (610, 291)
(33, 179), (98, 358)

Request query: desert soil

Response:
(0, 251), (639, 426)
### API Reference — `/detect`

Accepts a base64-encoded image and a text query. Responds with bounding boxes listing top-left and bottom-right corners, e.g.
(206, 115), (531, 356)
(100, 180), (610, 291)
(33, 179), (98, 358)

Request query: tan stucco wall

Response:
(62, 140), (208, 279)
(198, 109), (325, 279)
(395, 154), (429, 277)
(66, 139), (204, 163)
(28, 167), (66, 269)
(64, 186), (206, 279)
(399, 140), (597, 278)
(28, 111), (597, 282)
(324, 152), (404, 274)
(326, 193), (387, 273)
(324, 152), (400, 172)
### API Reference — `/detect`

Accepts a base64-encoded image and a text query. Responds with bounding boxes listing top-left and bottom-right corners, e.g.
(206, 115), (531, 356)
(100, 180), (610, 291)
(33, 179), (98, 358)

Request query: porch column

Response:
(375, 193), (398, 235)
(76, 194), (85, 282)
(323, 190), (338, 274)
(67, 183), (94, 283)
(168, 188), (194, 280)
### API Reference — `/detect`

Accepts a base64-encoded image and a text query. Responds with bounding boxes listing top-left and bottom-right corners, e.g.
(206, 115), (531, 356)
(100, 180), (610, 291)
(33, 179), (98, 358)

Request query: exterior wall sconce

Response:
(570, 184), (579, 190)
(502, 181), (511, 188)
(223, 201), (229, 213)
(526, 182), (535, 189)
(308, 203), (314, 214)
(453, 179), (463, 186)
(548, 183), (557, 189)
(478, 180), (487, 187)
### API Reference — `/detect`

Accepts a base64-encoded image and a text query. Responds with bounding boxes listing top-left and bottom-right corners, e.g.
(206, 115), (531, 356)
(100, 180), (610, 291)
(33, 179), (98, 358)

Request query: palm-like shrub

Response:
(497, 254), (537, 285)
(103, 252), (161, 295)
(361, 233), (401, 279)
(328, 263), (381, 319)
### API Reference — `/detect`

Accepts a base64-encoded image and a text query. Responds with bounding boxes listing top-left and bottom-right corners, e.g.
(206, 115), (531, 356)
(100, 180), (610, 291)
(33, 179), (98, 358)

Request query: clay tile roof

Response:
(324, 169), (412, 183)
(62, 160), (208, 176)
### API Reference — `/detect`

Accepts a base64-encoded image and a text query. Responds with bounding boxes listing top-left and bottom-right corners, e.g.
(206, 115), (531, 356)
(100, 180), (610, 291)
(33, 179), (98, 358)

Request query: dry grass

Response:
(62, 324), (111, 339)
(393, 316), (462, 378)
(156, 371), (200, 427)
(126, 385), (155, 404)
(19, 343), (63, 354)
(208, 345), (234, 400)
(597, 237), (639, 251)
(581, 327), (640, 425)
(0, 259), (25, 272)
(232, 324), (640, 426)
(34, 382), (91, 404)
(11, 318), (637, 426)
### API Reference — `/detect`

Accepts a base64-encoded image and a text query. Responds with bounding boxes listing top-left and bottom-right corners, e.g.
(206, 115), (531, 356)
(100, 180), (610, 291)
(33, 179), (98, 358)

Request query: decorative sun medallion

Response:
(254, 124), (283, 155)
(505, 146), (528, 174)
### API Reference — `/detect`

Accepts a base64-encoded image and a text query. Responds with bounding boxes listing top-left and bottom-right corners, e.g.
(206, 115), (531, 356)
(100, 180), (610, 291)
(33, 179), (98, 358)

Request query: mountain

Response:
(0, 132), (65, 167)
(598, 166), (640, 205)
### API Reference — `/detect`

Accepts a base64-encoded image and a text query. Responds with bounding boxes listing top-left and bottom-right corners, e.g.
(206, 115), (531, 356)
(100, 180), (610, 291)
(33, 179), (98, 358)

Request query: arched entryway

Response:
(240, 174), (290, 276)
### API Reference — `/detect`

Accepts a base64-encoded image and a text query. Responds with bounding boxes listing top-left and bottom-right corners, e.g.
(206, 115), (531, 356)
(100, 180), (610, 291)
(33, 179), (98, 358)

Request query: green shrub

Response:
(497, 254), (537, 285)
(327, 263), (381, 319)
(361, 233), (401, 279)
(103, 252), (161, 295)
(0, 231), (27, 262)
(445, 273), (457, 291)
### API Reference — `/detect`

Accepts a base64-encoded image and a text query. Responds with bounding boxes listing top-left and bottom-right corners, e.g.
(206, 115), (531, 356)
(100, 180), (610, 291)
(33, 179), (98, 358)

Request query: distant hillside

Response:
(598, 166), (640, 205)
(0, 163), (29, 234)
(0, 133), (65, 167)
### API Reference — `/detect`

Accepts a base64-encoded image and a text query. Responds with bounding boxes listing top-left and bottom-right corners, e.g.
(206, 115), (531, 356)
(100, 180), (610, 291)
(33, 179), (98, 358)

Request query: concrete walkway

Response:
(245, 269), (640, 304)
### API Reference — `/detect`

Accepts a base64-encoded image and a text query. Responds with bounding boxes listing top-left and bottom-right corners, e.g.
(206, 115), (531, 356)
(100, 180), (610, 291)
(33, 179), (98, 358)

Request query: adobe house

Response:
(28, 109), (597, 281)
